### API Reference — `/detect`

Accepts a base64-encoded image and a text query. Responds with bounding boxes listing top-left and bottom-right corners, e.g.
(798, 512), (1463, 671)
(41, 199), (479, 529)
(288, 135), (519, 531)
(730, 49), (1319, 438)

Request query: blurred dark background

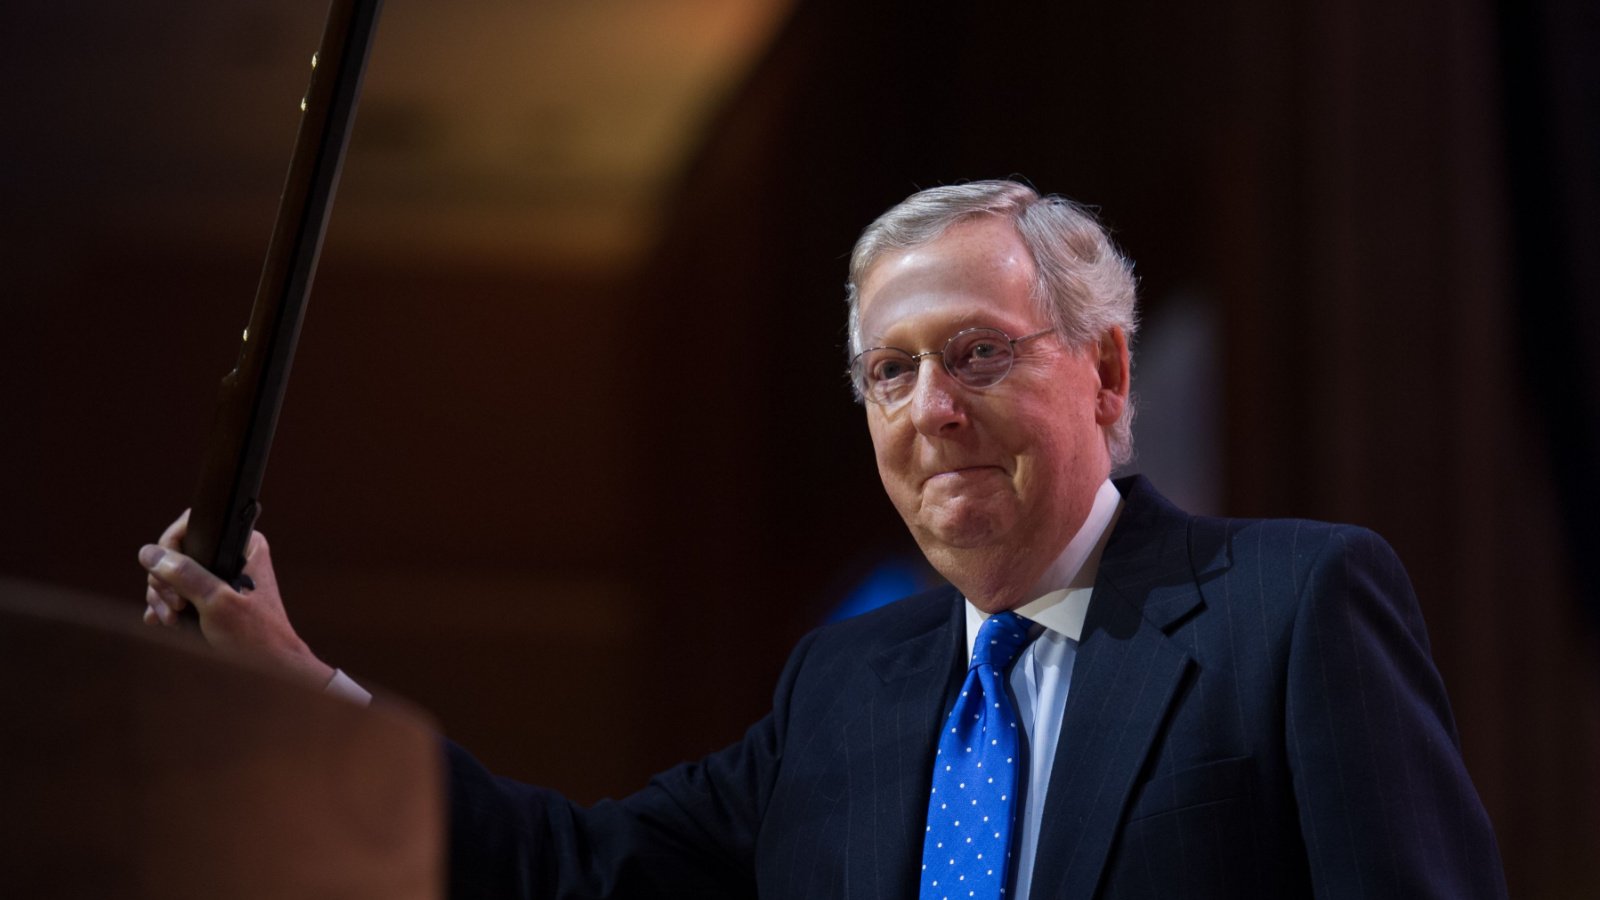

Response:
(2, 0), (1596, 894)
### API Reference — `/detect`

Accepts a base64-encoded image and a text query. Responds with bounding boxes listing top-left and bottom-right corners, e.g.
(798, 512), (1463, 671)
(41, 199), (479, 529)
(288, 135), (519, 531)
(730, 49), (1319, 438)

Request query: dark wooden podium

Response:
(0, 581), (442, 898)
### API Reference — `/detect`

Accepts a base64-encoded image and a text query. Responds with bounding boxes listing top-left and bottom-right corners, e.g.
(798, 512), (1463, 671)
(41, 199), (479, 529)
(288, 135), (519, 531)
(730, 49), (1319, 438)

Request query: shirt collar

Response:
(963, 478), (1123, 657)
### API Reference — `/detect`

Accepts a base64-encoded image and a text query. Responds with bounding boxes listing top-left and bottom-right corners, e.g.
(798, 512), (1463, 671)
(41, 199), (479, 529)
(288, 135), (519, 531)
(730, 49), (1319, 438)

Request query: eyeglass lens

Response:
(855, 328), (1020, 405)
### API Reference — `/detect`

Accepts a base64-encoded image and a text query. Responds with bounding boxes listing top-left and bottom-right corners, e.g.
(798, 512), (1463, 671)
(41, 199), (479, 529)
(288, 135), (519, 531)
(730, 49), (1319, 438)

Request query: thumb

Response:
(139, 544), (227, 612)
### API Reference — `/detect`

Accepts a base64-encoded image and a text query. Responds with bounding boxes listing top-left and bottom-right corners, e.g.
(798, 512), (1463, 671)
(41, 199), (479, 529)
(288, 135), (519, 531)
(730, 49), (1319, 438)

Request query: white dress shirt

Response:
(961, 478), (1123, 900)
(325, 668), (372, 705)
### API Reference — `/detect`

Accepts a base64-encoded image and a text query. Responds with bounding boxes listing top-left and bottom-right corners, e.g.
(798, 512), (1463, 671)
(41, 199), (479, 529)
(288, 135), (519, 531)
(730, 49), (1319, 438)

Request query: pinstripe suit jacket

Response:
(446, 476), (1507, 898)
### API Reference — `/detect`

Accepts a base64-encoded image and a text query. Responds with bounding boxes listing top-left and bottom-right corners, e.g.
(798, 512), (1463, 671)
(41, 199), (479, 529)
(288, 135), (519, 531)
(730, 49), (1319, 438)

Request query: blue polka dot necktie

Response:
(921, 610), (1033, 900)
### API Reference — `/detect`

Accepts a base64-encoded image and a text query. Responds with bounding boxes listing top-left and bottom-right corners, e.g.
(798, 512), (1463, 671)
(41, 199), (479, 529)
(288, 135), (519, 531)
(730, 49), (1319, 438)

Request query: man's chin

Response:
(913, 508), (1016, 552)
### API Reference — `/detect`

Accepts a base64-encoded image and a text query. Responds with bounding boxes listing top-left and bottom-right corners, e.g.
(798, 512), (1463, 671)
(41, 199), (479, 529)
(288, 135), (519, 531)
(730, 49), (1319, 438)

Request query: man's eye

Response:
(954, 340), (1010, 369)
(872, 357), (914, 382)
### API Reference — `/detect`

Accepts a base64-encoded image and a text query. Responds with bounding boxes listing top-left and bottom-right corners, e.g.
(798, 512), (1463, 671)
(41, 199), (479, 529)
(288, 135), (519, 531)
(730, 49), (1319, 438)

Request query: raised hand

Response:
(140, 510), (333, 687)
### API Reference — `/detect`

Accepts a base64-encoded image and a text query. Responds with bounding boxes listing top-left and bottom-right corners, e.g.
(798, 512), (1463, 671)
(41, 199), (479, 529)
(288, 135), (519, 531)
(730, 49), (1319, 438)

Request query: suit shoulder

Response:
(1184, 514), (1413, 625)
(763, 585), (959, 726)
(1192, 514), (1398, 567)
(1118, 475), (1399, 574)
(804, 585), (958, 653)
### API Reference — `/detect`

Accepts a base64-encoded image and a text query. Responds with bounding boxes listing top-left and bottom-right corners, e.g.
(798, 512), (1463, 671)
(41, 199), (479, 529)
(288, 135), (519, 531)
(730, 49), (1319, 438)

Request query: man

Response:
(142, 180), (1508, 898)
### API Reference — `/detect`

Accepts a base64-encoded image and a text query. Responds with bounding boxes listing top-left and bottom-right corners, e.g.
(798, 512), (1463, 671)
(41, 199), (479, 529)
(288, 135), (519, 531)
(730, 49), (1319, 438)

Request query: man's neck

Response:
(951, 479), (1123, 614)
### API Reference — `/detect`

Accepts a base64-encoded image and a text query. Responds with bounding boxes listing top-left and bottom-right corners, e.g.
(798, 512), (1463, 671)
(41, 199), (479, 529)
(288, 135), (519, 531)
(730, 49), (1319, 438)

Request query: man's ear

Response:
(1093, 326), (1130, 427)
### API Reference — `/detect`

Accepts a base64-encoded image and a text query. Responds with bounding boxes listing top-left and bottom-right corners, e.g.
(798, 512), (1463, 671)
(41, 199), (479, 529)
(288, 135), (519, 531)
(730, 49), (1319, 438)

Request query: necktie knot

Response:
(972, 610), (1031, 673)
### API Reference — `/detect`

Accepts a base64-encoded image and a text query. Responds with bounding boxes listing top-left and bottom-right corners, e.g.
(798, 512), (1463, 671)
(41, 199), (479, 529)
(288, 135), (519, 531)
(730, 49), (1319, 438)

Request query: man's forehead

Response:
(863, 220), (1032, 289)
(858, 220), (1039, 340)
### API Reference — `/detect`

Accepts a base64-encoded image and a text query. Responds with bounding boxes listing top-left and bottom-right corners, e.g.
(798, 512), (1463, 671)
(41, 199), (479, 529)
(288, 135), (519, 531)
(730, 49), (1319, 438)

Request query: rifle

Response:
(181, 0), (384, 596)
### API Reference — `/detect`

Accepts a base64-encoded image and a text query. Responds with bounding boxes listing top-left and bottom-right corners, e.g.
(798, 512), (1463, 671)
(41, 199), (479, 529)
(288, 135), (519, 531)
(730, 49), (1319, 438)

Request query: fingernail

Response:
(139, 545), (166, 569)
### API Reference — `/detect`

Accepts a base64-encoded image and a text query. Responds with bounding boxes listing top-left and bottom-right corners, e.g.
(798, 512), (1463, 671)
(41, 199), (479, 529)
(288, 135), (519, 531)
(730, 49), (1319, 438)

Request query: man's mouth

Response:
(924, 465), (1003, 485)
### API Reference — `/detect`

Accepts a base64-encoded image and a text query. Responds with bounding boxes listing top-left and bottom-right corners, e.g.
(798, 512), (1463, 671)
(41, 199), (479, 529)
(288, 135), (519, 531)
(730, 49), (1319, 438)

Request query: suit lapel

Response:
(1030, 477), (1203, 899)
(861, 588), (966, 900)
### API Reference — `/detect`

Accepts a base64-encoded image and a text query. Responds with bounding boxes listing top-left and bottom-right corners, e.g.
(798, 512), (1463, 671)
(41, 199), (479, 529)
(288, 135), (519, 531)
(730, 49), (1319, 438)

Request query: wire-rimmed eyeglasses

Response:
(849, 326), (1055, 407)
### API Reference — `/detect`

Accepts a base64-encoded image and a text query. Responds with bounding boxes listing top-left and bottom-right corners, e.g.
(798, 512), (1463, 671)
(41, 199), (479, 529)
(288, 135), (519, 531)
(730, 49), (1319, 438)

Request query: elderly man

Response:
(142, 180), (1507, 898)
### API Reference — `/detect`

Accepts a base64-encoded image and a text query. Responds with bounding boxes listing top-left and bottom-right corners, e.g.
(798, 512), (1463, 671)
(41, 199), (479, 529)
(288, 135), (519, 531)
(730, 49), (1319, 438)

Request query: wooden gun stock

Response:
(183, 0), (383, 591)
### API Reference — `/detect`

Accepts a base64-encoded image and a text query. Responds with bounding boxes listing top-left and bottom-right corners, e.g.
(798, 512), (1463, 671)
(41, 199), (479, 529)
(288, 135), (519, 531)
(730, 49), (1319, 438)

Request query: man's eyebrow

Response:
(865, 316), (1035, 347)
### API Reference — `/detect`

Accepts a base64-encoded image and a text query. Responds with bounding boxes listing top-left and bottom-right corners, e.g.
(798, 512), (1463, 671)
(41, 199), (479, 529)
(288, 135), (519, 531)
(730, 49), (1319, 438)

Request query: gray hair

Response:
(845, 179), (1140, 466)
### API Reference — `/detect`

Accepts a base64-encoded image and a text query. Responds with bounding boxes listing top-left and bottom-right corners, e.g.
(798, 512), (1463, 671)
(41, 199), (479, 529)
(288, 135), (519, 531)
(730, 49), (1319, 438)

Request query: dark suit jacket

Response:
(446, 476), (1507, 898)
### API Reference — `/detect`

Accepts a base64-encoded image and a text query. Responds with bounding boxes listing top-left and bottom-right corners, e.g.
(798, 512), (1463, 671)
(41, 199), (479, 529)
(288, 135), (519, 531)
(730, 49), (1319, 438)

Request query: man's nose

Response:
(907, 357), (968, 434)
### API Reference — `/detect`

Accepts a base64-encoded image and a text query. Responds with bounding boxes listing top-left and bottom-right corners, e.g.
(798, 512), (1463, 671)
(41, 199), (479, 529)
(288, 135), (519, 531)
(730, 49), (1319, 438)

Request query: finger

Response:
(145, 600), (176, 627)
(241, 531), (275, 590)
(139, 544), (225, 612)
(244, 529), (270, 562)
(145, 583), (185, 620)
(144, 590), (173, 626)
(145, 574), (187, 610)
(158, 509), (192, 551)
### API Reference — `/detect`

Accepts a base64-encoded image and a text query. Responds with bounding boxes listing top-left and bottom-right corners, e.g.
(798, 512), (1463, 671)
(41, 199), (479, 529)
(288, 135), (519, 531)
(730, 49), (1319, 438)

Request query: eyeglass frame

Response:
(849, 325), (1057, 407)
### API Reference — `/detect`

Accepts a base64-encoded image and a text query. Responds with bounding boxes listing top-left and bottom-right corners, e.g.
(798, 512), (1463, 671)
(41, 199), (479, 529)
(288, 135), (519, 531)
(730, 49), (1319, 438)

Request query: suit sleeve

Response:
(1284, 525), (1507, 898)
(444, 629), (820, 900)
